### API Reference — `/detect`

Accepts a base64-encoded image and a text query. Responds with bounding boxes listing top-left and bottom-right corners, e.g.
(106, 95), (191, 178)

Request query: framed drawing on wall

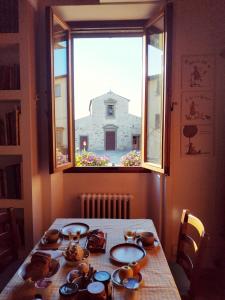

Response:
(181, 55), (215, 90)
(181, 124), (214, 156)
(181, 92), (214, 124)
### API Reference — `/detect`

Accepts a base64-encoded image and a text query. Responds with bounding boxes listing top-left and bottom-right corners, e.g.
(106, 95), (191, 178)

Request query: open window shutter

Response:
(46, 7), (74, 173)
(142, 3), (173, 174)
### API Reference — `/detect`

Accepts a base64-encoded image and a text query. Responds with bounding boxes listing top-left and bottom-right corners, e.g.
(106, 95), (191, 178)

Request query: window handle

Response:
(171, 101), (178, 111)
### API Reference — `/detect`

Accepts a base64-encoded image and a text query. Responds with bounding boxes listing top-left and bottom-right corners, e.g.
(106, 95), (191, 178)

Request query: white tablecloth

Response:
(0, 218), (181, 300)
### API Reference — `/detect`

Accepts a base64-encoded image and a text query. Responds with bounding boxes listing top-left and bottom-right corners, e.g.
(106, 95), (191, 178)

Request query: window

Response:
(132, 135), (140, 150)
(55, 83), (61, 97)
(155, 114), (160, 130)
(47, 3), (172, 174)
(74, 37), (142, 166)
(56, 127), (64, 148)
(47, 10), (73, 173)
(107, 104), (115, 117)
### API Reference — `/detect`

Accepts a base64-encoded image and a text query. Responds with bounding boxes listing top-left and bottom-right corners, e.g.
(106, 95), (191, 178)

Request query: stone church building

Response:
(75, 91), (141, 152)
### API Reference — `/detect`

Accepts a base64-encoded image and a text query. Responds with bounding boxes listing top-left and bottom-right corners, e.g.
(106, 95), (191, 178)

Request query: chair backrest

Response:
(176, 209), (209, 294)
(0, 208), (19, 269)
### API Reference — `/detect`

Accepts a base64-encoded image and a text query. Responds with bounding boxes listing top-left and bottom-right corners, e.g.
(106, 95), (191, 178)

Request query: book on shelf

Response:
(0, 106), (20, 146)
(0, 163), (21, 199)
(0, 118), (6, 145)
(5, 106), (21, 145)
(0, 0), (18, 33)
(0, 169), (6, 198)
(0, 64), (20, 90)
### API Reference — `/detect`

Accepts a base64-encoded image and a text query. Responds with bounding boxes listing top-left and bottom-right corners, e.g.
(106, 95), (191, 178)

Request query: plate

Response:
(18, 259), (60, 282)
(110, 243), (146, 265)
(61, 223), (89, 238)
(111, 268), (142, 287)
(136, 238), (160, 250)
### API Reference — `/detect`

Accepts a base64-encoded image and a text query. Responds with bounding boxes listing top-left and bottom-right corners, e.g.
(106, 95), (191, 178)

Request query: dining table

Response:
(0, 218), (181, 300)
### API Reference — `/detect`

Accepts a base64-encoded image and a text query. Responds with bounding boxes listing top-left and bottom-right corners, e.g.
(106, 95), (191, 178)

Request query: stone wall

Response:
(75, 91), (141, 151)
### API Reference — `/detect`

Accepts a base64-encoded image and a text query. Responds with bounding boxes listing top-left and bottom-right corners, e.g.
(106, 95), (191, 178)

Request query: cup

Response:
(140, 232), (155, 246)
(44, 229), (60, 243)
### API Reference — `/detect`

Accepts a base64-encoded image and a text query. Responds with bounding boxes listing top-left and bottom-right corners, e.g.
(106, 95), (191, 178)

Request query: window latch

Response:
(171, 101), (178, 111)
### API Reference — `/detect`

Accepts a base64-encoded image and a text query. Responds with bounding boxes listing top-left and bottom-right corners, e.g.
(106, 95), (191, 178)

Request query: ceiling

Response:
(53, 0), (165, 22)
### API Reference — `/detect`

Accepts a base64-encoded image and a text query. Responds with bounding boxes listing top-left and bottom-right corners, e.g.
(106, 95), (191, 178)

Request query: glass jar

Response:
(87, 282), (107, 300)
(94, 271), (111, 299)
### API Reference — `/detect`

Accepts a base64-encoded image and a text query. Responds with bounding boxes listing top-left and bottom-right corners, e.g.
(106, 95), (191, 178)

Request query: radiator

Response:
(80, 193), (132, 219)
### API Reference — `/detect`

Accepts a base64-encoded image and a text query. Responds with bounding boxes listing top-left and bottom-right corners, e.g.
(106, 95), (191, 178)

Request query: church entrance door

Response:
(105, 131), (116, 150)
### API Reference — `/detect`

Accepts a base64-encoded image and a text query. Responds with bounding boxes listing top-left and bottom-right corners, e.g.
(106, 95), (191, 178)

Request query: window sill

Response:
(63, 167), (151, 173)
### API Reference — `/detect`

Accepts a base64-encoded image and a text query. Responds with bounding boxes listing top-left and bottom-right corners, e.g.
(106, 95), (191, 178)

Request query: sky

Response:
(54, 41), (67, 76)
(54, 37), (162, 119)
(73, 37), (143, 119)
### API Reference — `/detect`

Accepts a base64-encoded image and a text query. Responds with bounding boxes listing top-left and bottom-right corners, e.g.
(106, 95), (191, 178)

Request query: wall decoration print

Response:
(181, 55), (215, 89)
(181, 92), (214, 124)
(181, 124), (214, 156)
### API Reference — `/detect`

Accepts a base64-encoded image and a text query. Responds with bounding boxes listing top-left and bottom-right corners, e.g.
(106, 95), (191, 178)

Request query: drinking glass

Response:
(123, 229), (136, 243)
(75, 230), (81, 244)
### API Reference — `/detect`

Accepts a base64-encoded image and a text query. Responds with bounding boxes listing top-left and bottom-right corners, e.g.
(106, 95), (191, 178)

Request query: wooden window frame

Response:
(46, 8), (74, 173)
(141, 4), (173, 175)
(46, 4), (172, 174)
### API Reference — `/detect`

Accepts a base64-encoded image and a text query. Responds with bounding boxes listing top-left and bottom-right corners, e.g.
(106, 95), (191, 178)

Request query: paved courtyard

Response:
(94, 150), (130, 165)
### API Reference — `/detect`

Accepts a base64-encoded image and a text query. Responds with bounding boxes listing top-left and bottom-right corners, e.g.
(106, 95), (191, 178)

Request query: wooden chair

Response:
(0, 208), (19, 269)
(170, 209), (209, 299)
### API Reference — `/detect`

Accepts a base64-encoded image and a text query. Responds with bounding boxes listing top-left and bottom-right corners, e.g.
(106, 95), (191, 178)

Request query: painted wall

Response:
(164, 0), (225, 263)
(63, 172), (157, 223)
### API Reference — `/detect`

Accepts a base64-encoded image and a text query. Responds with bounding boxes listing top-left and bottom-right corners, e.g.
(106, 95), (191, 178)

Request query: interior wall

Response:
(164, 0), (225, 263)
(63, 172), (155, 218)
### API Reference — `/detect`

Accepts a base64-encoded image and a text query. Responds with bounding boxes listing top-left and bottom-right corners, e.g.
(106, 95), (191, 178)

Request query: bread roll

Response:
(24, 252), (51, 281)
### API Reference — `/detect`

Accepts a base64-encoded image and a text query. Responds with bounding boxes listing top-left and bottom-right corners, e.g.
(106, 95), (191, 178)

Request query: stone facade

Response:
(55, 75), (68, 154)
(75, 91), (141, 151)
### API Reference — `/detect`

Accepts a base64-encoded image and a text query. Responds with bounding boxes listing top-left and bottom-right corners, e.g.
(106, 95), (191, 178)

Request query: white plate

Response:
(61, 223), (89, 237)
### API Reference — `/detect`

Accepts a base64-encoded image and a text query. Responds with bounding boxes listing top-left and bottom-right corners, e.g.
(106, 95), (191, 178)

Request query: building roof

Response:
(89, 91), (130, 112)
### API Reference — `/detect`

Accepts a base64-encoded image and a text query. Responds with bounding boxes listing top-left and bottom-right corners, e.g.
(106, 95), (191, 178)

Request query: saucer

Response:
(111, 268), (142, 287)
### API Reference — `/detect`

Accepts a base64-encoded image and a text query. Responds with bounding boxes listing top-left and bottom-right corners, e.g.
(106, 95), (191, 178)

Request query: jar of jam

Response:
(93, 271), (111, 299)
(87, 282), (107, 300)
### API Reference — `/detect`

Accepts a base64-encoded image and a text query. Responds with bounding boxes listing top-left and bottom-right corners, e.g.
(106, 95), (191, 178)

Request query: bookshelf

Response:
(0, 155), (22, 199)
(0, 101), (21, 146)
(0, 0), (39, 251)
(0, 44), (20, 90)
